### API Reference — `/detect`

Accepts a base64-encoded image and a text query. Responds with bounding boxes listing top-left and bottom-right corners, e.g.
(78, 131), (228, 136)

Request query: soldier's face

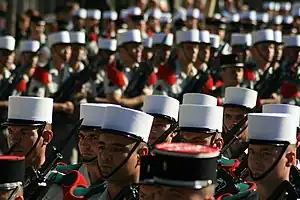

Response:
(78, 131), (100, 161)
(255, 43), (275, 62)
(181, 131), (213, 146)
(148, 118), (172, 145)
(139, 185), (163, 200)
(221, 67), (244, 86)
(119, 44), (142, 64)
(7, 125), (50, 167)
(198, 44), (211, 63)
(248, 144), (293, 181)
(180, 43), (199, 63)
(142, 49), (153, 61)
(0, 50), (14, 67)
(153, 46), (172, 64)
(276, 44), (283, 61)
(52, 44), (72, 63)
(98, 133), (144, 183)
(283, 47), (300, 64)
(20, 53), (38, 67)
(223, 107), (248, 130)
(71, 44), (85, 63)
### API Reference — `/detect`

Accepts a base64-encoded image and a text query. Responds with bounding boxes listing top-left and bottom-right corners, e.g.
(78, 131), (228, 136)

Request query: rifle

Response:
(267, 180), (298, 200)
(215, 167), (240, 198)
(24, 118), (83, 200)
(113, 185), (139, 200)
(52, 59), (108, 103)
(123, 60), (154, 98)
(0, 63), (31, 100)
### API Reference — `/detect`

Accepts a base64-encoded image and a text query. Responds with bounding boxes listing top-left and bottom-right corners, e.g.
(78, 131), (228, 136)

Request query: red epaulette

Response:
(244, 68), (256, 81)
(156, 65), (177, 85)
(32, 67), (51, 85)
(106, 65), (126, 87)
(16, 79), (27, 92)
(89, 33), (97, 42)
(147, 72), (157, 86)
(281, 81), (299, 98)
(256, 97), (262, 109)
(215, 80), (223, 88)
(202, 75), (214, 94)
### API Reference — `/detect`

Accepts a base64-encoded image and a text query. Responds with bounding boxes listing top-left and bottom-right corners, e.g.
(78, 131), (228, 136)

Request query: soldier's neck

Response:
(86, 163), (102, 184)
(256, 59), (271, 72)
(179, 61), (194, 75)
(107, 183), (123, 199)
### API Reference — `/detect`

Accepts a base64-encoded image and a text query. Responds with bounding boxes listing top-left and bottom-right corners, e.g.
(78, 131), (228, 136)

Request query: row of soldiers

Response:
(0, 89), (300, 200)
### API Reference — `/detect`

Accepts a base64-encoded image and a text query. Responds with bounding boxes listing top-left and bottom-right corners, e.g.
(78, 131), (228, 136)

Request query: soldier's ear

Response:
(42, 129), (53, 145)
(285, 149), (296, 167)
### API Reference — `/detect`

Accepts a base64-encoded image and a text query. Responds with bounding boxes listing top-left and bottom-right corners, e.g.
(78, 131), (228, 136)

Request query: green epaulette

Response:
(55, 163), (82, 173)
(223, 190), (254, 200)
(219, 156), (236, 166)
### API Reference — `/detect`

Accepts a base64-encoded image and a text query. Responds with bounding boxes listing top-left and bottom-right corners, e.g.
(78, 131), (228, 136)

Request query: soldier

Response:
(230, 33), (254, 89)
(105, 29), (154, 108)
(71, 8), (87, 32)
(101, 11), (118, 39)
(43, 103), (118, 199)
(222, 87), (258, 158)
(178, 103), (223, 148)
(154, 143), (219, 200)
(142, 95), (179, 146)
(281, 35), (300, 105)
(212, 54), (246, 99)
(142, 37), (153, 61)
(152, 32), (173, 73)
(86, 38), (117, 104)
(28, 16), (47, 46)
(0, 36), (16, 153)
(0, 156), (25, 200)
(4, 96), (53, 169)
(185, 8), (202, 30)
(15, 40), (41, 96)
(154, 30), (199, 97)
(86, 9), (101, 59)
(69, 31), (86, 73)
(145, 8), (162, 36)
(95, 106), (153, 199)
(230, 113), (299, 199)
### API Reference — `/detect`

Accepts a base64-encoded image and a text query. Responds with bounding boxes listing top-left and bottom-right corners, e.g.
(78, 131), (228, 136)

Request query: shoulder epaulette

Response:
(106, 65), (126, 87)
(16, 79), (27, 92)
(221, 190), (254, 200)
(281, 81), (299, 98)
(55, 163), (82, 174)
(147, 72), (157, 85)
(244, 68), (256, 81)
(157, 65), (177, 85)
(32, 66), (51, 85)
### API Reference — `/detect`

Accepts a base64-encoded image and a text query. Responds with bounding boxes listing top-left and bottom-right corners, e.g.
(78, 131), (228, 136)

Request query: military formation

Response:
(1, 0), (300, 199)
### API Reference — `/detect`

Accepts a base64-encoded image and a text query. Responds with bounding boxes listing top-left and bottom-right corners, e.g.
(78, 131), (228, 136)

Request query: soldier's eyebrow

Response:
(111, 143), (127, 148)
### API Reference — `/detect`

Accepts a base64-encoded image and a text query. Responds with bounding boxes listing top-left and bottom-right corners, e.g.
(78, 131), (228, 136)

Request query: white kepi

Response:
(3, 96), (53, 126)
(102, 106), (154, 141)
(0, 36), (15, 51)
(19, 40), (40, 53)
(179, 105), (223, 133)
(70, 31), (86, 45)
(117, 29), (142, 46)
(152, 33), (173, 47)
(262, 104), (300, 128)
(142, 95), (179, 122)
(224, 87), (258, 109)
(80, 103), (121, 130)
(251, 29), (275, 45)
(248, 113), (297, 144)
(98, 38), (117, 52)
(48, 31), (71, 47)
(183, 93), (217, 106)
